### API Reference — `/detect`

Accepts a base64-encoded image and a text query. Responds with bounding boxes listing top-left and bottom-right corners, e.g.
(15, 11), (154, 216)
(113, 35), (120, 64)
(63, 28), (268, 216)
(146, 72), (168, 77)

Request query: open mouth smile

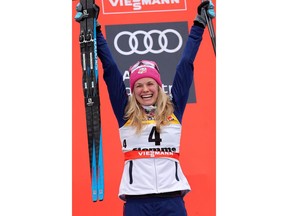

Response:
(141, 94), (153, 99)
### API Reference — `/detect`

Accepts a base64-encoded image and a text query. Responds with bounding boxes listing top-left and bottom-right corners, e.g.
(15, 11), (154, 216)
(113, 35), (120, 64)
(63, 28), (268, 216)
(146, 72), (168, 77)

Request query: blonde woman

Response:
(96, 1), (215, 215)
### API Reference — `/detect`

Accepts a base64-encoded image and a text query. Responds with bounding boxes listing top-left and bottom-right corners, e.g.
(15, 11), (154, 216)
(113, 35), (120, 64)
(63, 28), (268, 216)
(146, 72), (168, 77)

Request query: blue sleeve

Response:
(171, 25), (204, 123)
(96, 30), (128, 127)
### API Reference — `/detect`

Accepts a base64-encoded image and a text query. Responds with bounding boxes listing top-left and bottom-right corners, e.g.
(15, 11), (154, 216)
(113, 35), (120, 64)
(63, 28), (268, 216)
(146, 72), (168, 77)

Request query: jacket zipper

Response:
(129, 160), (133, 184)
(175, 161), (179, 181)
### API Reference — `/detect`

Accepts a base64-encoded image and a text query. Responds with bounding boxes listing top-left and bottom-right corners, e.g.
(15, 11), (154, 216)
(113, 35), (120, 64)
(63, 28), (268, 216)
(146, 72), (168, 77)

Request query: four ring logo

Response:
(114, 29), (183, 55)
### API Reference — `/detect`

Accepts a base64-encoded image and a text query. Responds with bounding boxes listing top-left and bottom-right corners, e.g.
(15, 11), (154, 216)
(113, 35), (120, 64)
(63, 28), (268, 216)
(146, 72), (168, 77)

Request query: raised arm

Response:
(172, 0), (215, 122)
(96, 22), (128, 127)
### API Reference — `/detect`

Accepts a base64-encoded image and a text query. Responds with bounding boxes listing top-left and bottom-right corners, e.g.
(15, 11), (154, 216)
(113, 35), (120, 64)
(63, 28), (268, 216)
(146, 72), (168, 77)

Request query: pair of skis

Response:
(74, 0), (104, 202)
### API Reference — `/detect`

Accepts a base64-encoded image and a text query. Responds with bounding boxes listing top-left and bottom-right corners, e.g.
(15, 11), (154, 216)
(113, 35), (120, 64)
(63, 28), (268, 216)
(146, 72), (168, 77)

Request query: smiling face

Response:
(133, 77), (159, 106)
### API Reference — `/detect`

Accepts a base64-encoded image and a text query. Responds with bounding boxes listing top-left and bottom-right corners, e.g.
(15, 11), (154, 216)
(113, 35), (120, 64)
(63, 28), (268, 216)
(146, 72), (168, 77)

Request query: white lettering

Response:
(162, 84), (173, 95)
(142, 0), (150, 5)
(152, 0), (161, 4)
(123, 70), (130, 81)
(109, 0), (122, 7)
(168, 84), (172, 94)
(137, 151), (174, 157)
(154, 151), (173, 156)
(133, 4), (141, 10)
(124, 0), (132, 6)
(110, 0), (146, 7)
(162, 84), (168, 94)
(142, 0), (180, 5)
(133, 0), (142, 10)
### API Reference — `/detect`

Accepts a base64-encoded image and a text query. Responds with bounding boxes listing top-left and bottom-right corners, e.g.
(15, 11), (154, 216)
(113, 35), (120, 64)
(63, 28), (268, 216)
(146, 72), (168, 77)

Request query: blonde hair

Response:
(124, 86), (174, 133)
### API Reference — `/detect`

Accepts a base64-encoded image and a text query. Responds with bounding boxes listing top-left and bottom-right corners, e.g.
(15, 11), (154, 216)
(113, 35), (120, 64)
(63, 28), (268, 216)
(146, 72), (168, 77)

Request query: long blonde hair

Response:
(124, 86), (174, 133)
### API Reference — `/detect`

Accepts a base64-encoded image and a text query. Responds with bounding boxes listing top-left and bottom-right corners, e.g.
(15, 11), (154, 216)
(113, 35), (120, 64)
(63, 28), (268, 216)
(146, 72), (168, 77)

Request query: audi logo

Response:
(114, 29), (183, 55)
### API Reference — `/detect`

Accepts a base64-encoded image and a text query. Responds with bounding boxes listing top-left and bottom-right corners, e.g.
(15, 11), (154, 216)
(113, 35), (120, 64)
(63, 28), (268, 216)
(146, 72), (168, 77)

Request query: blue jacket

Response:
(97, 25), (204, 200)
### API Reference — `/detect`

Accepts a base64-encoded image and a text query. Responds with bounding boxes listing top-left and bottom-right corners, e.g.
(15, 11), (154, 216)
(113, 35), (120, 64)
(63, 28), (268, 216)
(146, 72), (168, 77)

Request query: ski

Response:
(74, 0), (104, 202)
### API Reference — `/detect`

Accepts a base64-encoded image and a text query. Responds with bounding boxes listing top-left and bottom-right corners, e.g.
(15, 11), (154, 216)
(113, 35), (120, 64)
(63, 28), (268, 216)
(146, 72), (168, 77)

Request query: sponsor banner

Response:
(105, 21), (196, 103)
(124, 150), (180, 161)
(102, 0), (187, 14)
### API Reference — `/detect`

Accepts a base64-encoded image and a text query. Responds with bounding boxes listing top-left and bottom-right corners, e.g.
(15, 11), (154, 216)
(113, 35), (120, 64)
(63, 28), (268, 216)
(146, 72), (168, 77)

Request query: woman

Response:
(96, 1), (215, 215)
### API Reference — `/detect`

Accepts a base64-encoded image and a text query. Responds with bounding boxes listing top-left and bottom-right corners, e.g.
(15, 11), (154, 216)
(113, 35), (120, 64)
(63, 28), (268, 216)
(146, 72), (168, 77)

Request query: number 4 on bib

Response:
(148, 126), (162, 146)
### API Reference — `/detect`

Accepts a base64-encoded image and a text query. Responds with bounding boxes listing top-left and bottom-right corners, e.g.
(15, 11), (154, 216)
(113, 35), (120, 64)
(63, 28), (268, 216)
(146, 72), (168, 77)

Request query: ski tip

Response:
(98, 194), (104, 201)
